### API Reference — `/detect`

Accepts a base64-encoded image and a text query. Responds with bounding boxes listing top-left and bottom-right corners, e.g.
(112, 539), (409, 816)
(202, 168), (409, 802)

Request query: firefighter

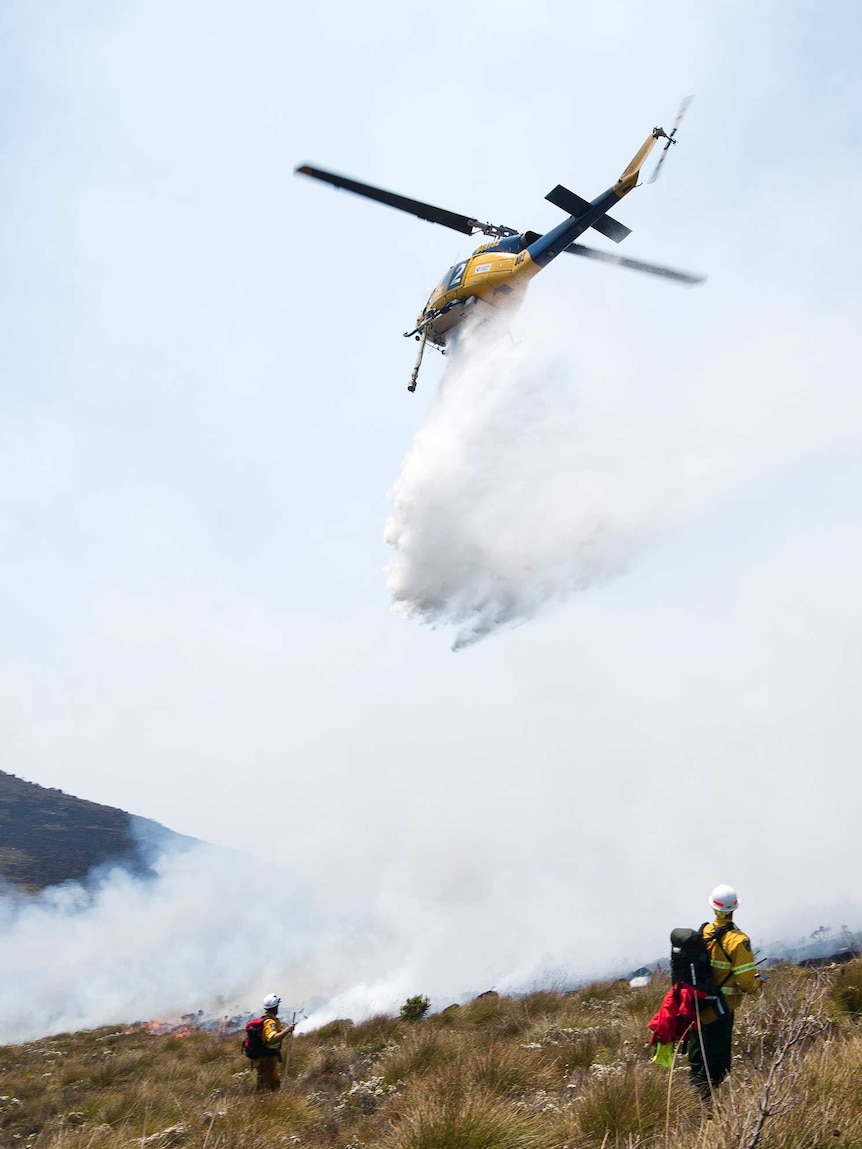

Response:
(254, 993), (295, 1092)
(688, 884), (761, 1098)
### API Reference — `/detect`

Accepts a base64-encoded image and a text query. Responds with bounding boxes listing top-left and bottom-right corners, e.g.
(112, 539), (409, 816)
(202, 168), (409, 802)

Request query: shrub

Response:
(400, 995), (431, 1023)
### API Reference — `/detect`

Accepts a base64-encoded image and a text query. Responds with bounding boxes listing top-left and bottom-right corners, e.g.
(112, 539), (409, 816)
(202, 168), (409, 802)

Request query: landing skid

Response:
(404, 306), (453, 393)
(403, 295), (498, 392)
(407, 327), (428, 392)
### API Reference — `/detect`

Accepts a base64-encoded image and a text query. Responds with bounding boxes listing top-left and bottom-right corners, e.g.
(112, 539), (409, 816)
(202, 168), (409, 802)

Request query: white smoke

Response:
(5, 833), (861, 1045)
(0, 839), (316, 1043)
(385, 294), (862, 649)
(0, 838), (580, 1043)
(386, 312), (690, 649)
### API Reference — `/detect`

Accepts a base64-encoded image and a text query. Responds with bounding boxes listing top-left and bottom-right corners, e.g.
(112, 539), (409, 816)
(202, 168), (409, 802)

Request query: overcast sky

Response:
(3, 0), (862, 1029)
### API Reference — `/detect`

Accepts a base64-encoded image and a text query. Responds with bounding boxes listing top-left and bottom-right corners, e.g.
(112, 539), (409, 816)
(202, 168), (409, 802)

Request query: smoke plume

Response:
(5, 831), (860, 1045)
(385, 314), (689, 648)
(0, 833), (323, 1043)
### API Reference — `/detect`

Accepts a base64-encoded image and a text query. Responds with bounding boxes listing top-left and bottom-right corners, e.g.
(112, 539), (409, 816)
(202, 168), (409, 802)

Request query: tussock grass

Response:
(313, 1019), (354, 1041)
(345, 1012), (404, 1049)
(457, 993), (529, 1038)
(299, 1040), (357, 1093)
(574, 1062), (692, 1144)
(377, 1027), (461, 1084)
(459, 1040), (561, 1096)
(830, 958), (862, 1015)
(380, 1085), (550, 1149)
(6, 963), (862, 1149)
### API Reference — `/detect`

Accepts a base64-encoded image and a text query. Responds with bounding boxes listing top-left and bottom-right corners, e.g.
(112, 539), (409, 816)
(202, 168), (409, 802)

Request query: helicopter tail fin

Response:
(545, 185), (631, 244)
(613, 130), (664, 196)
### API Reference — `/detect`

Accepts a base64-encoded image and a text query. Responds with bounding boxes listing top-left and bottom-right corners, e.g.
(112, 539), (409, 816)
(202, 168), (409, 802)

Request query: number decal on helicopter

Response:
(447, 262), (468, 289)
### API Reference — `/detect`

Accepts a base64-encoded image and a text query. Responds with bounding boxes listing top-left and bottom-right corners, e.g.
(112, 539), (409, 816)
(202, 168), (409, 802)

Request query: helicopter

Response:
(295, 104), (703, 393)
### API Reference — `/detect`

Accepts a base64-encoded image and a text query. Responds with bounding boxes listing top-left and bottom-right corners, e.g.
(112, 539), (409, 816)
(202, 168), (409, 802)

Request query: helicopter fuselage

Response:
(295, 118), (701, 393)
(419, 238), (539, 346)
(415, 145), (653, 348)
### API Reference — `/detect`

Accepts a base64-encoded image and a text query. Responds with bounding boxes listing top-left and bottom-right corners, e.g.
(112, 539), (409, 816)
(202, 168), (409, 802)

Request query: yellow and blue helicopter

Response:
(296, 104), (703, 392)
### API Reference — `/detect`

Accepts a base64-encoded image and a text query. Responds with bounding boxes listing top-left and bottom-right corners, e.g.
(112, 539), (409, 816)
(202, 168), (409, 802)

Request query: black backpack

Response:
(670, 923), (734, 1015)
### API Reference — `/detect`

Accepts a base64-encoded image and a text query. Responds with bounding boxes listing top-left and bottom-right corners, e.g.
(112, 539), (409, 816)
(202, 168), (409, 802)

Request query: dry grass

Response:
(4, 963), (862, 1149)
(379, 1084), (550, 1149)
(830, 958), (862, 1016)
(377, 1027), (462, 1084)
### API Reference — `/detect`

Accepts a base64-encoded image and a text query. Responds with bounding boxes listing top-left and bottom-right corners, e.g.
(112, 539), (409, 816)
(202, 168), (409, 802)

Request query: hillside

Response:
(2, 962), (862, 1149)
(0, 771), (194, 892)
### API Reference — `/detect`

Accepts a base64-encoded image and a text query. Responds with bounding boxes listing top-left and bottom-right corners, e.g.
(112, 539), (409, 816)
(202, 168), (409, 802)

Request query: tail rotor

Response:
(648, 96), (693, 184)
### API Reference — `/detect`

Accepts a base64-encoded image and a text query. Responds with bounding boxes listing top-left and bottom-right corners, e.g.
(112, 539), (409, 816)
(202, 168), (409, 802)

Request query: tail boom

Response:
(523, 127), (667, 271)
(613, 128), (664, 196)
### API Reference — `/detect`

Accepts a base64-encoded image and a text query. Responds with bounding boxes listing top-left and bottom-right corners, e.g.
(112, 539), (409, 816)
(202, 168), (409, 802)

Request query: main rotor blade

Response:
(295, 164), (486, 236)
(564, 242), (706, 285)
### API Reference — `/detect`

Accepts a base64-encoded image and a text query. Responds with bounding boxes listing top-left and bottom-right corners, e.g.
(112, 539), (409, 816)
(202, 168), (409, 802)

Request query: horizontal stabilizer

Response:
(545, 184), (590, 216)
(545, 184), (632, 244)
(591, 215), (632, 244)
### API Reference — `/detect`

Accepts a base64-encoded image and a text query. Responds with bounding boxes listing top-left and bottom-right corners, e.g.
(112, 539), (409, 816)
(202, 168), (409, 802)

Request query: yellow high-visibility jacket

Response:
(699, 918), (760, 1024)
(262, 1015), (284, 1051)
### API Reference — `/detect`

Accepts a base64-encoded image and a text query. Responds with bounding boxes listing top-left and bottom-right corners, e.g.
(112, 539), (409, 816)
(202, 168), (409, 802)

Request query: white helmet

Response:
(709, 884), (739, 914)
(262, 993), (281, 1011)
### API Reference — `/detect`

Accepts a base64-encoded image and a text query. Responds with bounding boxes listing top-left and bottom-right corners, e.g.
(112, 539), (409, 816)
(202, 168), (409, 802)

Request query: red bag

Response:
(242, 1017), (275, 1059)
(648, 983), (707, 1045)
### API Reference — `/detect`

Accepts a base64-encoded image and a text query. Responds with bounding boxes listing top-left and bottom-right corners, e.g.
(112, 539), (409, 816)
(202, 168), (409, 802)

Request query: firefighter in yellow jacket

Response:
(688, 884), (761, 1097)
(254, 993), (295, 1092)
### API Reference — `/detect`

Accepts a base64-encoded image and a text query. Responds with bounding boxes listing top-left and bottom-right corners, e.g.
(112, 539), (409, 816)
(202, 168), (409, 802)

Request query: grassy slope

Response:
(0, 772), (190, 892)
(4, 961), (862, 1149)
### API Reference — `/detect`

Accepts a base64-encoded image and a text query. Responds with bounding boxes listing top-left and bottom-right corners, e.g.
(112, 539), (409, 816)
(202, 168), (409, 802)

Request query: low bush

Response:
(400, 995), (431, 1023)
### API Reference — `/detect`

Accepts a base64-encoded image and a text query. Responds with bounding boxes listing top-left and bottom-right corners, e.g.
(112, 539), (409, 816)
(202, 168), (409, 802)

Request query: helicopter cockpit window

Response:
(495, 235), (524, 254)
(447, 261), (468, 290)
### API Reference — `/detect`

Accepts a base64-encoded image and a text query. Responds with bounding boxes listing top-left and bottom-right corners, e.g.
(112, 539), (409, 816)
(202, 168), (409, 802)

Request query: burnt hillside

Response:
(0, 771), (192, 892)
